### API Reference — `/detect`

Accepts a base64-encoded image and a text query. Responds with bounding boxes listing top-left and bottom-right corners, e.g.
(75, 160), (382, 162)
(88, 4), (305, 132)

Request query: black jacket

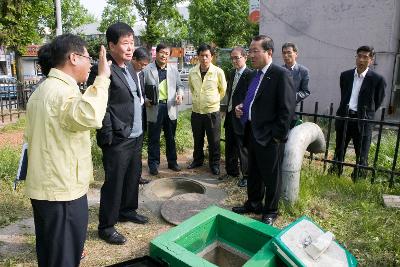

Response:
(336, 68), (386, 134)
(250, 63), (295, 146)
(223, 67), (255, 136)
(87, 57), (139, 146)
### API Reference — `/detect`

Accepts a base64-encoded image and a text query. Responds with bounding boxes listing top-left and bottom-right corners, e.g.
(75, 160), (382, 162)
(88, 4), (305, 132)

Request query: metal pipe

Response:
(281, 122), (326, 203)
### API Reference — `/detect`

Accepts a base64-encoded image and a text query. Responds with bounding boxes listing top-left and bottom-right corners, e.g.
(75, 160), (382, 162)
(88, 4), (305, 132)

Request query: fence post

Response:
(390, 125), (400, 187)
(323, 103), (334, 172)
(372, 108), (385, 184)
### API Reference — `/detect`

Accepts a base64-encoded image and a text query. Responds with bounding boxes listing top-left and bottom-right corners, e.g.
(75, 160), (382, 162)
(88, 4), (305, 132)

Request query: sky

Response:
(80, 0), (107, 20)
(80, 0), (189, 21)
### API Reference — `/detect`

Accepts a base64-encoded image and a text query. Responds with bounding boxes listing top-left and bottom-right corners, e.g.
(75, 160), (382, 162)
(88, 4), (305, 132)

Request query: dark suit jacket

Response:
(223, 67), (255, 135)
(250, 63), (295, 146)
(336, 68), (386, 134)
(283, 63), (310, 103)
(87, 56), (139, 146)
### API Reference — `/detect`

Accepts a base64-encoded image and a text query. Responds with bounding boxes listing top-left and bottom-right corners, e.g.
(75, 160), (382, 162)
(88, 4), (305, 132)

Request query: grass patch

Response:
(279, 165), (400, 266)
(0, 116), (26, 133)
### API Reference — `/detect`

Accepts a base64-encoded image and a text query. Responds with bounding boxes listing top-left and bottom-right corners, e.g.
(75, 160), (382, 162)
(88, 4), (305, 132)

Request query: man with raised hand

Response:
(25, 34), (111, 267)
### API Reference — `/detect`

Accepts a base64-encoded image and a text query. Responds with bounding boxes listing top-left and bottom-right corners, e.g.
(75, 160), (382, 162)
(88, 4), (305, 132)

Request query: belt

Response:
(348, 109), (357, 115)
(159, 99), (167, 104)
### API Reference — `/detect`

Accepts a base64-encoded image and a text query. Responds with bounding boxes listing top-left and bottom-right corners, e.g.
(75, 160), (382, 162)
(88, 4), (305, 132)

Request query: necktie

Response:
(228, 72), (241, 112)
(240, 70), (263, 125)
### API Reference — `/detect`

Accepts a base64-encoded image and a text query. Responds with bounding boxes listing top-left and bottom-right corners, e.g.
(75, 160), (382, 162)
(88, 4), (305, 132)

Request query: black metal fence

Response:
(0, 80), (33, 124)
(298, 101), (400, 187)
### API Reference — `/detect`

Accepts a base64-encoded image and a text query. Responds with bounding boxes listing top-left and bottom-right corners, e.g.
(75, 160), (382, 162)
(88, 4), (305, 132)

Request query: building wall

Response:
(259, 0), (400, 115)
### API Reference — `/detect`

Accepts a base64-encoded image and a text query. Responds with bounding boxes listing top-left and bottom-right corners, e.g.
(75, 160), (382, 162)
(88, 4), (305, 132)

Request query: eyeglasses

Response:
(230, 56), (243, 61)
(73, 53), (95, 64)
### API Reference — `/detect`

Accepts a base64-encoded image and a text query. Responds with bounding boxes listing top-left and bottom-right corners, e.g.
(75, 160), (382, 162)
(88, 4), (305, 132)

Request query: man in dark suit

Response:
(330, 46), (386, 178)
(281, 42), (310, 104)
(87, 22), (149, 245)
(232, 35), (295, 225)
(220, 47), (254, 187)
(131, 47), (151, 185)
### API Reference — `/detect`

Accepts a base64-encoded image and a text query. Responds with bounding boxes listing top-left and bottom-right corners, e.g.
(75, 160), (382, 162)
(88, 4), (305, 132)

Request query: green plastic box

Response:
(150, 205), (283, 267)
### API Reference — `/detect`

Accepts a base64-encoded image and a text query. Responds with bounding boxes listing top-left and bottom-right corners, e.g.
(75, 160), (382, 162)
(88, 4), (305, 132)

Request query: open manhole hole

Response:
(144, 178), (206, 201)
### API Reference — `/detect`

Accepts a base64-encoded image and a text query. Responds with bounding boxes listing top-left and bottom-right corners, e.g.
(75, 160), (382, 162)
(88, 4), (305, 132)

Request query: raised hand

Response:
(98, 45), (112, 78)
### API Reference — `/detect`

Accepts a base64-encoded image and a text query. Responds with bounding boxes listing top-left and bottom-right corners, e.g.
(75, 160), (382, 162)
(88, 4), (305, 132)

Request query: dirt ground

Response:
(0, 129), (254, 266)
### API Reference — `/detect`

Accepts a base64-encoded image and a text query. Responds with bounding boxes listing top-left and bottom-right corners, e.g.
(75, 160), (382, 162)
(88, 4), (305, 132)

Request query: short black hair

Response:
(156, 43), (170, 53)
(197, 44), (214, 56)
(231, 46), (247, 57)
(282, 42), (298, 53)
(253, 35), (274, 53)
(38, 43), (53, 76)
(133, 47), (150, 61)
(106, 22), (134, 46)
(356, 45), (375, 58)
(51, 34), (87, 67)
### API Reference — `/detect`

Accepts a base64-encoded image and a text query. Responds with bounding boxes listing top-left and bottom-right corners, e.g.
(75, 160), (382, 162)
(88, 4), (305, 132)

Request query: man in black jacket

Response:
(330, 46), (386, 178)
(232, 35), (295, 225)
(87, 22), (148, 245)
(220, 47), (254, 187)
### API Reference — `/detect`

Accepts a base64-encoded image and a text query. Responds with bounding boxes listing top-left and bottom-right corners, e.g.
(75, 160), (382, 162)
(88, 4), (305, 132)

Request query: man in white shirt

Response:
(330, 46), (386, 178)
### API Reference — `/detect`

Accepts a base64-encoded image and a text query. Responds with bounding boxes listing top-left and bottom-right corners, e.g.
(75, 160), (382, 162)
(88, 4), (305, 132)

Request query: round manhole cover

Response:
(161, 193), (215, 225)
(143, 178), (206, 201)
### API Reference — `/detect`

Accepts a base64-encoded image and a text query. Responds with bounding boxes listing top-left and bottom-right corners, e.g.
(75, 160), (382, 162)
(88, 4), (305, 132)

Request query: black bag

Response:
(144, 84), (158, 105)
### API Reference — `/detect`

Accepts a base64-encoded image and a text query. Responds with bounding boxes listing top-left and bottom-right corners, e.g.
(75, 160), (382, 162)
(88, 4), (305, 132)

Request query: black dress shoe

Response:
(237, 178), (247, 187)
(119, 212), (149, 224)
(149, 167), (158, 175)
(261, 214), (277, 225)
(211, 166), (220, 175)
(187, 162), (203, 169)
(98, 230), (126, 245)
(168, 163), (181, 172)
(232, 204), (262, 214)
(139, 177), (150, 184)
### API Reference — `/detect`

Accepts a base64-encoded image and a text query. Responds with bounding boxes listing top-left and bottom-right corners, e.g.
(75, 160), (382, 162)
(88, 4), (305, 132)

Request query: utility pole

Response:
(55, 0), (63, 36)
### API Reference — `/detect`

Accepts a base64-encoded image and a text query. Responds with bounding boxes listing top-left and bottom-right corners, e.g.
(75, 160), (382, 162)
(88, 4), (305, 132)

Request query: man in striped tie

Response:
(232, 35), (295, 225)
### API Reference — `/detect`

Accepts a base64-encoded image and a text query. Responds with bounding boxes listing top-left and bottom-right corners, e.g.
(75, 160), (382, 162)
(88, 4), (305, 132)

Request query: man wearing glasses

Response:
(25, 34), (110, 266)
(330, 46), (386, 178)
(220, 47), (254, 187)
(143, 44), (184, 176)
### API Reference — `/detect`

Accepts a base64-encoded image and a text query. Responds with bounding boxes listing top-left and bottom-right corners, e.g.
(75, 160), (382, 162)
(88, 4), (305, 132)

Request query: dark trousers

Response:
(99, 135), (142, 234)
(191, 111), (221, 168)
(225, 111), (248, 177)
(333, 116), (372, 174)
(245, 124), (284, 214)
(148, 103), (177, 168)
(31, 195), (88, 267)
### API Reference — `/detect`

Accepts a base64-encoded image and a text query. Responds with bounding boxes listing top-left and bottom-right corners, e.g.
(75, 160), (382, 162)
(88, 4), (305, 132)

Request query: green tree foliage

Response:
(0, 0), (95, 53)
(0, 0), (45, 52)
(133, 0), (184, 49)
(99, 0), (136, 33)
(188, 0), (258, 47)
